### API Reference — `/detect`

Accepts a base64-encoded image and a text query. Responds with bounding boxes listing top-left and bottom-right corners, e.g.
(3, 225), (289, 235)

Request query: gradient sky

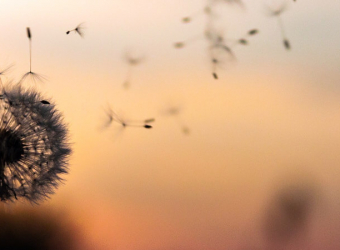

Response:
(1, 0), (340, 249)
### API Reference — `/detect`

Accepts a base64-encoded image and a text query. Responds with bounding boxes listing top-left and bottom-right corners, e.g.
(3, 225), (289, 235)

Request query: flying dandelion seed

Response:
(122, 52), (145, 89)
(265, 1), (291, 50)
(174, 42), (185, 49)
(207, 31), (238, 79)
(66, 23), (85, 38)
(0, 84), (71, 202)
(182, 17), (191, 23)
(20, 27), (46, 85)
(162, 105), (190, 135)
(180, 5), (212, 24)
(101, 104), (154, 130)
(232, 29), (259, 46)
(175, 0), (258, 78)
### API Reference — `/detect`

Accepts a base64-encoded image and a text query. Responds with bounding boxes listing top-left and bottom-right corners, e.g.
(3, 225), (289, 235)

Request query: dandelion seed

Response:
(182, 126), (190, 135)
(20, 71), (47, 85)
(26, 27), (31, 39)
(235, 29), (259, 45)
(265, 1), (288, 16)
(144, 118), (155, 123)
(224, 29), (259, 47)
(238, 39), (248, 45)
(20, 27), (46, 85)
(265, 1), (291, 50)
(283, 39), (290, 50)
(176, 0), (256, 78)
(66, 23), (85, 38)
(182, 17), (191, 23)
(101, 104), (154, 130)
(180, 5), (212, 24)
(0, 84), (71, 202)
(162, 105), (190, 135)
(207, 30), (237, 78)
(174, 42), (185, 49)
(40, 100), (50, 105)
(248, 29), (259, 35)
(123, 51), (145, 89)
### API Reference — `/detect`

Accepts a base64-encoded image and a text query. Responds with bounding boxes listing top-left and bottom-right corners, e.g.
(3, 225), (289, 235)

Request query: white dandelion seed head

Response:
(0, 83), (71, 203)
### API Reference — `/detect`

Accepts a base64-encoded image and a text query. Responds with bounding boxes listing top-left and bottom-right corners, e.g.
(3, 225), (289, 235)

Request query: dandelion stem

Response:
(277, 15), (287, 41)
(26, 28), (32, 73)
(29, 37), (32, 72)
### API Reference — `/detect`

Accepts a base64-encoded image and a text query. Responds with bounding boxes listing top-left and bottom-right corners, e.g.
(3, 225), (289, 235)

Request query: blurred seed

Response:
(66, 23), (85, 38)
(144, 118), (155, 123)
(284, 39), (290, 50)
(239, 39), (248, 45)
(144, 124), (152, 129)
(182, 17), (191, 23)
(204, 6), (211, 14)
(174, 42), (185, 48)
(26, 27), (31, 39)
(248, 29), (259, 35)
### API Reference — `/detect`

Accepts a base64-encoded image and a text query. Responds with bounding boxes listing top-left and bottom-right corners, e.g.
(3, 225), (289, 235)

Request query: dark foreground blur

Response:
(0, 206), (81, 250)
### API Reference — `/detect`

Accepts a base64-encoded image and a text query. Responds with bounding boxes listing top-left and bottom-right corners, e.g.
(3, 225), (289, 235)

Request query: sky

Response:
(1, 0), (340, 249)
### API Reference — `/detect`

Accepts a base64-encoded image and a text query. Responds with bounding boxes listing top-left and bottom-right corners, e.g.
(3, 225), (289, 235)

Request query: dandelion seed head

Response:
(0, 84), (71, 203)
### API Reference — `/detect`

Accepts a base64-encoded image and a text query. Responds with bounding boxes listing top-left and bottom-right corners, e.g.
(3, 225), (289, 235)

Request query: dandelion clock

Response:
(0, 84), (71, 203)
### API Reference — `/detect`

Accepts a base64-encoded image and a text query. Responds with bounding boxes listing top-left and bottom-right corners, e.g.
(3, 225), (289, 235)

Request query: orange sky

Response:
(1, 0), (340, 249)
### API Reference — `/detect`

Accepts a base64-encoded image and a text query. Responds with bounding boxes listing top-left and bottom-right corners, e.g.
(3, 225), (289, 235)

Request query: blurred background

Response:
(1, 0), (340, 249)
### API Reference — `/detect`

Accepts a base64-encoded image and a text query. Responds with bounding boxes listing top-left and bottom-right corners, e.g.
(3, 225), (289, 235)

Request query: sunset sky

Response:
(1, 0), (340, 249)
